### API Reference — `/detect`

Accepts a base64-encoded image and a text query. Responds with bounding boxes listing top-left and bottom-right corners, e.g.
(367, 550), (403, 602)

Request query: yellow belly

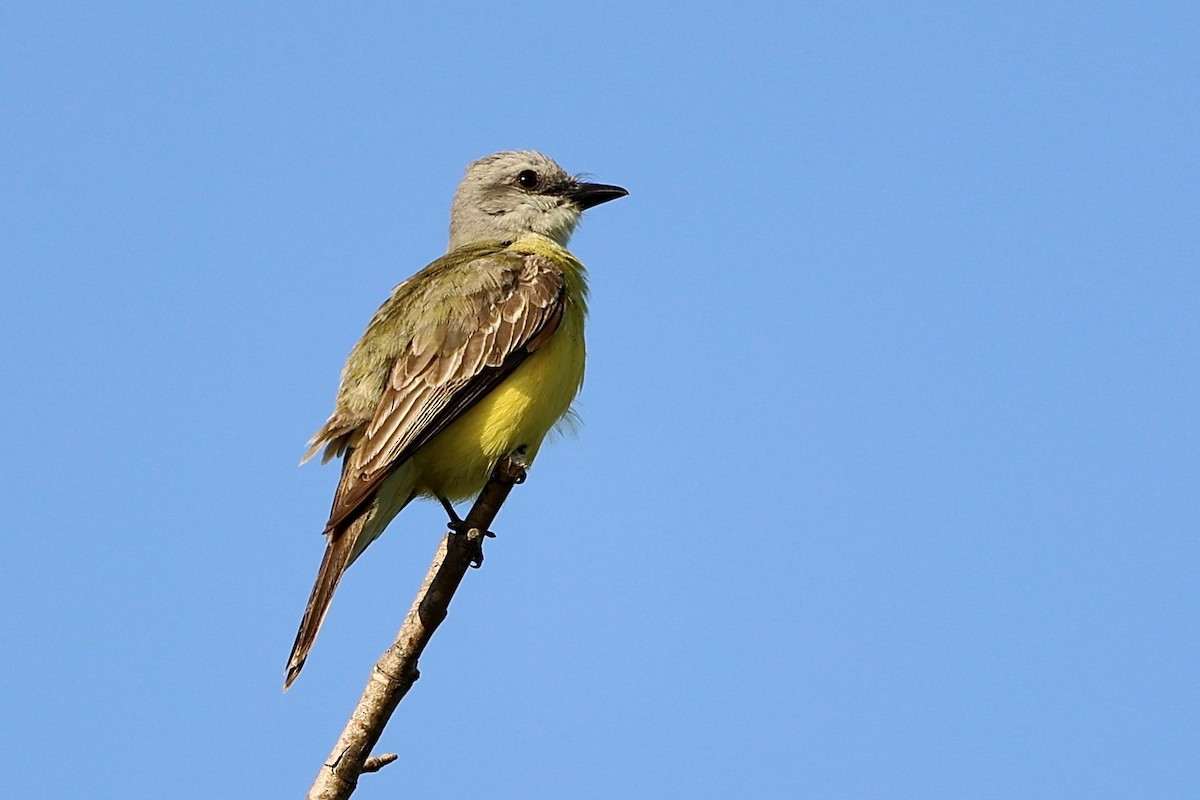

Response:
(408, 304), (585, 501)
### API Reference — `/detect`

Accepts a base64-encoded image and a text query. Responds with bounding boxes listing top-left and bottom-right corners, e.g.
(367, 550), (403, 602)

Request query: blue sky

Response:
(2, 3), (1196, 798)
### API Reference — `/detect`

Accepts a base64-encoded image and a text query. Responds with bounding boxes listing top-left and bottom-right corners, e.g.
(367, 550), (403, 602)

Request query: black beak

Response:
(566, 181), (629, 210)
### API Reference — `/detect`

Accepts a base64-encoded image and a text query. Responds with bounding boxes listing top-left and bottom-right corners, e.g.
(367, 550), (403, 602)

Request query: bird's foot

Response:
(460, 527), (496, 568)
(439, 495), (495, 567)
(500, 446), (530, 484)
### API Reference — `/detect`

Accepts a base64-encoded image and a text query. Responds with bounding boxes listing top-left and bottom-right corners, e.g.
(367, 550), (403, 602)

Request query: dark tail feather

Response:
(284, 516), (365, 691)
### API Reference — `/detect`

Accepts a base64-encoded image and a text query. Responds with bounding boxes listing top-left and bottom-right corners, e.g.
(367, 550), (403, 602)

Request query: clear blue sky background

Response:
(2, 3), (1196, 798)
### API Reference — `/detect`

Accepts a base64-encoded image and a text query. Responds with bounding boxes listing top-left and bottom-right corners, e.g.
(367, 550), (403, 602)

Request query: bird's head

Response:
(448, 150), (627, 250)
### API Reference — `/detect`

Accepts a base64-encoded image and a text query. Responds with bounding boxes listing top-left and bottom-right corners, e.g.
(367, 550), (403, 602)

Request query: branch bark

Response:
(305, 455), (527, 800)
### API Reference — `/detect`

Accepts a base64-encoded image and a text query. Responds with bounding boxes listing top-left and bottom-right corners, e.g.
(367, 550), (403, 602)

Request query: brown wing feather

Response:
(285, 250), (566, 689)
(323, 252), (566, 535)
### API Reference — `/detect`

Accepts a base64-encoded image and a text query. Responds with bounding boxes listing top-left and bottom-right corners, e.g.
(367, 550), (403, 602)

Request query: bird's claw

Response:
(440, 495), (496, 567)
(495, 447), (529, 484)
(445, 518), (496, 537)
(468, 542), (485, 569)
(464, 528), (495, 568)
(446, 522), (497, 568)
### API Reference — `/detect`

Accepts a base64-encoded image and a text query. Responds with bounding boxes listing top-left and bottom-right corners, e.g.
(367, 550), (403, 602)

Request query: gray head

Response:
(448, 150), (627, 250)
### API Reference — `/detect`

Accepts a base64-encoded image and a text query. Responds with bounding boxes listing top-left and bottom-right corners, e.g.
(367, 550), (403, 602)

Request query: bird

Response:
(284, 151), (627, 690)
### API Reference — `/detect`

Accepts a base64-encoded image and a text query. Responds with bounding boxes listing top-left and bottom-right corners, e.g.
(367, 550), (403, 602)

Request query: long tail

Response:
(284, 515), (367, 691)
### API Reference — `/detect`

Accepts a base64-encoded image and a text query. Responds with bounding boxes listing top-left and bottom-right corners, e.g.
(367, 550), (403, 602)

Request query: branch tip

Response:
(361, 753), (398, 773)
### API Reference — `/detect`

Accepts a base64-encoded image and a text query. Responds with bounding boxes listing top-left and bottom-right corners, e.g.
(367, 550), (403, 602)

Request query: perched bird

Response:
(285, 151), (627, 689)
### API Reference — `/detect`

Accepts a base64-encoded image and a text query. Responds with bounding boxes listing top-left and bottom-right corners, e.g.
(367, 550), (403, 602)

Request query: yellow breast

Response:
(409, 282), (586, 502)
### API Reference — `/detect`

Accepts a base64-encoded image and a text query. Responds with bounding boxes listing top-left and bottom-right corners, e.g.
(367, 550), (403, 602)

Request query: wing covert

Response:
(323, 250), (567, 534)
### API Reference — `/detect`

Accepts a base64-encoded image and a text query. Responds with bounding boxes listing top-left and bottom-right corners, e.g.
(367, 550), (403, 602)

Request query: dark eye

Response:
(516, 169), (540, 190)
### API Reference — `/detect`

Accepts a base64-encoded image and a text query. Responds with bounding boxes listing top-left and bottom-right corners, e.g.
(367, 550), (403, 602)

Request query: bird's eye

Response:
(516, 170), (540, 190)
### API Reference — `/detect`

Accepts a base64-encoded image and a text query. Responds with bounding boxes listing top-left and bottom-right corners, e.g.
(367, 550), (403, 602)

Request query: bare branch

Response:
(305, 455), (527, 800)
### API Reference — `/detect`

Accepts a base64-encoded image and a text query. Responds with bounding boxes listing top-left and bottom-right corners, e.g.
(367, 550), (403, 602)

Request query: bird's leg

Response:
(438, 495), (498, 538)
(442, 448), (532, 567)
(438, 496), (467, 532)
